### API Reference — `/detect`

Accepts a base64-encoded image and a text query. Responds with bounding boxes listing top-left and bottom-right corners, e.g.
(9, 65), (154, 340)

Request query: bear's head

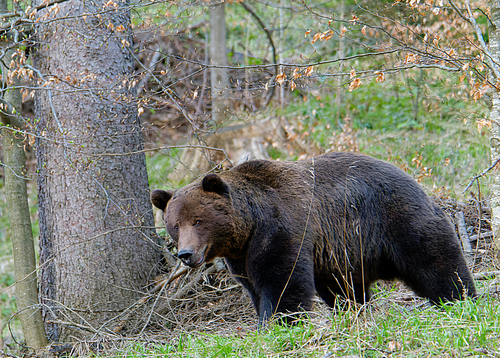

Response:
(151, 174), (241, 268)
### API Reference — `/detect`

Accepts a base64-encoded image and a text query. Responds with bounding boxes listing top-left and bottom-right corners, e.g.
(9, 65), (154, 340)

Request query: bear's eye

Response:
(194, 220), (201, 226)
(173, 224), (179, 231)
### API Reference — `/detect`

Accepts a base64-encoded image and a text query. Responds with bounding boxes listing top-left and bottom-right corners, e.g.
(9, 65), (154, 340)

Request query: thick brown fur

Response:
(151, 152), (476, 325)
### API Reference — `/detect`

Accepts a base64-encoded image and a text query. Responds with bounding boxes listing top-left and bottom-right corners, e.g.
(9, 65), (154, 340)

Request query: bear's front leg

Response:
(248, 252), (316, 326)
(225, 258), (261, 313)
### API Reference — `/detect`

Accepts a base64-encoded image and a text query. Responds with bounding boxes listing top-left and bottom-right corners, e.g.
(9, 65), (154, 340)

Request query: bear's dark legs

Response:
(225, 258), (261, 312)
(247, 254), (315, 326)
(255, 275), (315, 325)
(228, 256), (316, 326)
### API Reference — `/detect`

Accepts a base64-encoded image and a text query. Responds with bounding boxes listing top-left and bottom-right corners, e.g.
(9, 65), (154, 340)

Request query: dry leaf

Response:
(340, 26), (347, 38)
(375, 71), (385, 83)
(476, 118), (491, 132)
(276, 72), (287, 85)
(349, 78), (362, 92)
(311, 33), (322, 44)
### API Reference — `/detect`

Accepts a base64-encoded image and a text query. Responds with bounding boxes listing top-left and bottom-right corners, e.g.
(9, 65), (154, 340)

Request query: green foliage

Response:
(0, 271), (17, 325)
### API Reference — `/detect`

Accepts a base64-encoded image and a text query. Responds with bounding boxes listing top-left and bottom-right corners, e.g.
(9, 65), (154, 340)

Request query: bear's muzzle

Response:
(178, 247), (206, 268)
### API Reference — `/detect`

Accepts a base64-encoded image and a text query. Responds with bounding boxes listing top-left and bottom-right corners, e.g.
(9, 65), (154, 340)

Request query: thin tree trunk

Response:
(336, 0), (345, 122)
(279, 0), (285, 109)
(489, 2), (500, 252)
(210, 3), (229, 125)
(33, 0), (161, 341)
(1, 44), (48, 349)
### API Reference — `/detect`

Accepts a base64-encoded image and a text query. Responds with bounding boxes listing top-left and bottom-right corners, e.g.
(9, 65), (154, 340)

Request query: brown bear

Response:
(151, 152), (476, 325)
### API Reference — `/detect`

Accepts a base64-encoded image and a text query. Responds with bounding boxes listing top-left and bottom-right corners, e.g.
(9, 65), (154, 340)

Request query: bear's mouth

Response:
(191, 254), (205, 268)
(189, 246), (208, 269)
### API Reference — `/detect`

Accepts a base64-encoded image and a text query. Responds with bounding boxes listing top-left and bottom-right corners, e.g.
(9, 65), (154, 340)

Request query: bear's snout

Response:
(178, 247), (206, 268)
(178, 248), (195, 265)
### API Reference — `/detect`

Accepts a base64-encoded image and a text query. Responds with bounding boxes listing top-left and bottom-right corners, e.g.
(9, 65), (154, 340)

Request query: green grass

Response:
(91, 287), (499, 357)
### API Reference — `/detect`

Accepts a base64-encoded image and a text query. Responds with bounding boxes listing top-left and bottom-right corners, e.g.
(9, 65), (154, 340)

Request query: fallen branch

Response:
(454, 211), (472, 255)
(155, 265), (218, 315)
(469, 231), (493, 242)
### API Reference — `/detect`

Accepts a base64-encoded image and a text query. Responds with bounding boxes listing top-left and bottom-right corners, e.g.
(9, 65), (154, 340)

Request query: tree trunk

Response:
(209, 3), (229, 124)
(489, 2), (500, 252)
(32, 0), (161, 341)
(1, 43), (48, 349)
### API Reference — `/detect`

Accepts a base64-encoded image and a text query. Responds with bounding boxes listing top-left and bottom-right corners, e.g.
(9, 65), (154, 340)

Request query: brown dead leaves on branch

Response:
(275, 66), (314, 92)
(311, 30), (334, 44)
(348, 69), (361, 92)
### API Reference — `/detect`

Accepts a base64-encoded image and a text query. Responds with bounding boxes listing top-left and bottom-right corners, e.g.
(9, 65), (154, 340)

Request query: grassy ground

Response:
(77, 283), (500, 357)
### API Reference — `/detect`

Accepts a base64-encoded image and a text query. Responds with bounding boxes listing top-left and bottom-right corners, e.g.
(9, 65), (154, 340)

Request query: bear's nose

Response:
(178, 249), (194, 266)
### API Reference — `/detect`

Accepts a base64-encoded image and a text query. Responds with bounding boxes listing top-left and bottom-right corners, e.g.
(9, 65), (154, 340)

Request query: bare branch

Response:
(463, 157), (500, 193)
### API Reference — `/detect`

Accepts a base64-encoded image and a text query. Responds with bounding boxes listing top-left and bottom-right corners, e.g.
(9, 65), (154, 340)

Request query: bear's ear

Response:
(151, 189), (174, 211)
(202, 174), (229, 196)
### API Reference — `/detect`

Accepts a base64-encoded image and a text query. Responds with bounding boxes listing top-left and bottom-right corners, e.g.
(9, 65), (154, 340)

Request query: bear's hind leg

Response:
(394, 245), (476, 303)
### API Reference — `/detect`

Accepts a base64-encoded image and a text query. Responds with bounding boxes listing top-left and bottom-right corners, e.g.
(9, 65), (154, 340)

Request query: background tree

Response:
(489, 0), (500, 251)
(210, 2), (230, 125)
(1, 0), (48, 347)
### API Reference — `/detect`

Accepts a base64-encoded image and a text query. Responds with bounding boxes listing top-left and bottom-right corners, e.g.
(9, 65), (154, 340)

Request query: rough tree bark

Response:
(32, 0), (161, 341)
(489, 1), (500, 252)
(0, 39), (48, 349)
